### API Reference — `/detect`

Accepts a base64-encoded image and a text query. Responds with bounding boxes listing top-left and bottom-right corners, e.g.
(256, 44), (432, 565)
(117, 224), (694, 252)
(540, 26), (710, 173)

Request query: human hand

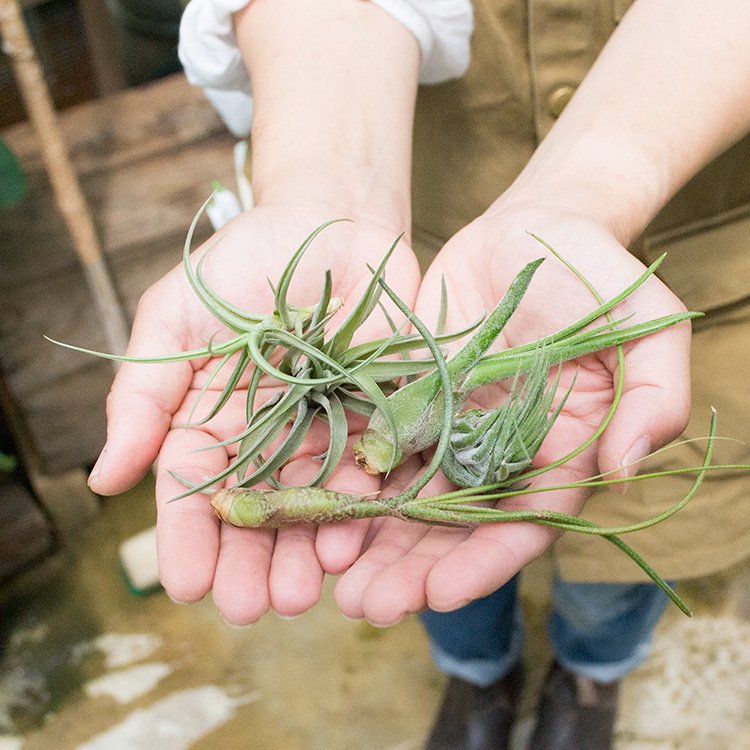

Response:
(88, 205), (420, 624)
(334, 205), (692, 625)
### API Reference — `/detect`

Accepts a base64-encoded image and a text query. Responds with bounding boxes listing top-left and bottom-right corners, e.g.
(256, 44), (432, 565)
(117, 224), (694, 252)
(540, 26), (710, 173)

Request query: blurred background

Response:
(1, 2), (749, 749)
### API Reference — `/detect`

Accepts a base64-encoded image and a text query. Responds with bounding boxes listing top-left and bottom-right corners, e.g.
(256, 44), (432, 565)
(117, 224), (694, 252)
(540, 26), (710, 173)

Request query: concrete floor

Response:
(1, 476), (749, 750)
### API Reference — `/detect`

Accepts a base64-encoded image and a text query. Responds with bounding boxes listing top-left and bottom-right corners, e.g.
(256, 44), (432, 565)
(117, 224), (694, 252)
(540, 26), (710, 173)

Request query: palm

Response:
(335, 210), (692, 625)
(91, 206), (421, 624)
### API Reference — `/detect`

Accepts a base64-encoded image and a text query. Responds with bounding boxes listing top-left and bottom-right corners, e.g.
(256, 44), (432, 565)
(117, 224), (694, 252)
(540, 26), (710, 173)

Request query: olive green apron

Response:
(411, 0), (750, 581)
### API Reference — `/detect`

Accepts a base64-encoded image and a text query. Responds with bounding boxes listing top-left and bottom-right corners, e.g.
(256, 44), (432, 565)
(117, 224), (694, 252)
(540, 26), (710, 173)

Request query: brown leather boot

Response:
(424, 663), (523, 750)
(528, 662), (619, 750)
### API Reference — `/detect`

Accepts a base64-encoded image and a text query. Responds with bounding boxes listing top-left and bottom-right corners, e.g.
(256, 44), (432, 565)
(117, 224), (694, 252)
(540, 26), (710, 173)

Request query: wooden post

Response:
(0, 0), (130, 358)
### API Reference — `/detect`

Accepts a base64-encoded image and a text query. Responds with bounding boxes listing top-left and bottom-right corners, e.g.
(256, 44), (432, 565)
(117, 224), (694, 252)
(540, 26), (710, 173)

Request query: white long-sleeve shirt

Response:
(178, 0), (474, 136)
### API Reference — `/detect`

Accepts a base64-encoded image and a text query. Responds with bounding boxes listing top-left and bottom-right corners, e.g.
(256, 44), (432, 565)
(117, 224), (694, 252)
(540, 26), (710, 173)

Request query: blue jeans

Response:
(420, 572), (670, 687)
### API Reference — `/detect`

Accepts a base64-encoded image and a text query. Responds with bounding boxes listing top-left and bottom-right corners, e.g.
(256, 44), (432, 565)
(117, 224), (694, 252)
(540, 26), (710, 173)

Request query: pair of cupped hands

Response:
(87, 198), (691, 627)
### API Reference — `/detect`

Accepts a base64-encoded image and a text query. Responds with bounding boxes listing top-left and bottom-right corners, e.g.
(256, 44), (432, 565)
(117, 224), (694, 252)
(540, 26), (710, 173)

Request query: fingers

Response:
(155, 425), (224, 605)
(335, 515), (554, 625)
(423, 522), (559, 610)
(597, 319), (692, 481)
(334, 467), (460, 624)
(89, 283), (194, 496)
(268, 524), (324, 617)
(334, 516), (436, 623)
(156, 422), (327, 625)
(311, 435), (382, 574)
(212, 522), (275, 625)
(334, 432), (597, 624)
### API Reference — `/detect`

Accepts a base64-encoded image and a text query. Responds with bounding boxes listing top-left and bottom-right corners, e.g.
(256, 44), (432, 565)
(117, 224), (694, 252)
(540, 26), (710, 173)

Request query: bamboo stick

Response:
(0, 0), (130, 358)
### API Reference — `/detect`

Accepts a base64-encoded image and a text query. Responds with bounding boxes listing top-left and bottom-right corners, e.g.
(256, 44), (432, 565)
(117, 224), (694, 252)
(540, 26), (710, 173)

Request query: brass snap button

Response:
(548, 85), (576, 118)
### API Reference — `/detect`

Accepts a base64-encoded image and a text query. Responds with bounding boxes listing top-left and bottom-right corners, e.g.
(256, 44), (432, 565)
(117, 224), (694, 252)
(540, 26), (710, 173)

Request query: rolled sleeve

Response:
(371, 0), (473, 84)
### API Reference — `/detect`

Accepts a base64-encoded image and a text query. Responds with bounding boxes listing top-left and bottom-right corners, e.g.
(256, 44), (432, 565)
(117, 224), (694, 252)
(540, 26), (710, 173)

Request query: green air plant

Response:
(50, 205), (750, 615)
(49, 204), (481, 498)
(440, 344), (572, 487)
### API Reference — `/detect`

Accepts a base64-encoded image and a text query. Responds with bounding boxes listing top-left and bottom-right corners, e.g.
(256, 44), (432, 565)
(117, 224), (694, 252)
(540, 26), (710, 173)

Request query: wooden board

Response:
(0, 474), (54, 583)
(0, 74), (237, 474)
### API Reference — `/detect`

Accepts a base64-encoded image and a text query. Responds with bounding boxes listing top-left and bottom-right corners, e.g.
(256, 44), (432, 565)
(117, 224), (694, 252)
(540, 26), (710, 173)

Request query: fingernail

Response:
(220, 616), (254, 630)
(89, 444), (109, 486)
(88, 457), (103, 486)
(620, 435), (652, 492)
(167, 595), (190, 605)
(340, 612), (364, 622)
(367, 615), (404, 629)
(430, 599), (471, 613)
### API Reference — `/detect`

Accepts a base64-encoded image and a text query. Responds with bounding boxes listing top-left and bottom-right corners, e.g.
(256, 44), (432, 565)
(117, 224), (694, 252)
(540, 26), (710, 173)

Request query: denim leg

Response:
(549, 575), (671, 683)
(420, 576), (523, 688)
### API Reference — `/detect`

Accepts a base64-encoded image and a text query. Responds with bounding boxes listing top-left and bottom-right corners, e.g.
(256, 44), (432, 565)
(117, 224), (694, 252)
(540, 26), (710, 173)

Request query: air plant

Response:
(439, 345), (572, 488)
(49, 204), (749, 615)
(49, 204), (479, 498)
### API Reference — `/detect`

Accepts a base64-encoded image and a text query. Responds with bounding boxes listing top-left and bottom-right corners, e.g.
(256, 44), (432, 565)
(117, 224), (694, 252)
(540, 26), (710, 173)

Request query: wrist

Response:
(236, 0), (419, 235)
(493, 131), (670, 248)
(494, 0), (750, 247)
(250, 150), (412, 234)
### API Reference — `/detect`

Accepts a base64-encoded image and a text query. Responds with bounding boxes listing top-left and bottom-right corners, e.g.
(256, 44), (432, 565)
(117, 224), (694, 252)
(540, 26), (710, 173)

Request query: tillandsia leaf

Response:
(441, 345), (573, 487)
(194, 250), (263, 330)
(356, 358), (437, 381)
(354, 258), (546, 474)
(452, 258), (546, 371)
(311, 269), (334, 331)
(190, 348), (252, 427)
(465, 312), (700, 390)
(244, 340), (274, 423)
(244, 331), (341, 387)
(436, 276), (449, 337)
(337, 390), (379, 417)
(184, 201), (259, 333)
(275, 219), (351, 330)
(304, 391), (349, 486)
(371, 271), (455, 499)
(342, 312), (485, 366)
(45, 332), (248, 365)
(235, 396), (318, 488)
(327, 235), (401, 359)
(356, 252), (701, 475)
(186, 350), (235, 427)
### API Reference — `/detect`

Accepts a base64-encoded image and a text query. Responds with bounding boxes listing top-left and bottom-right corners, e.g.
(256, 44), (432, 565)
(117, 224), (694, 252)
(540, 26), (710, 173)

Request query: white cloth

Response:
(178, 0), (473, 136)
